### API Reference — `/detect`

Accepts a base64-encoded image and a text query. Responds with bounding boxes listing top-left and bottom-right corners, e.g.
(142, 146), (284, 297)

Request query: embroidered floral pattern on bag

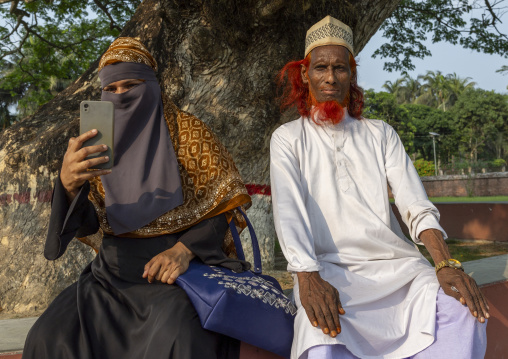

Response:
(305, 23), (353, 51)
(204, 266), (298, 316)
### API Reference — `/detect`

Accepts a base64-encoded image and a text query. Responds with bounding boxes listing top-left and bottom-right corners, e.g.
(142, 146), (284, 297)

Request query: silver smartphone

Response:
(79, 101), (114, 169)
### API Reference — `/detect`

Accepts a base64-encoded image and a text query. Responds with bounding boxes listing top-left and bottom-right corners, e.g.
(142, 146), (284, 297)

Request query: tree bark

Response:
(0, 0), (401, 316)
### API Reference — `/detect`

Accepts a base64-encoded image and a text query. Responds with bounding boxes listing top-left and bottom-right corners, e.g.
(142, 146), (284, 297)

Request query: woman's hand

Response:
(297, 271), (345, 338)
(60, 129), (111, 201)
(143, 242), (195, 284)
(437, 267), (490, 323)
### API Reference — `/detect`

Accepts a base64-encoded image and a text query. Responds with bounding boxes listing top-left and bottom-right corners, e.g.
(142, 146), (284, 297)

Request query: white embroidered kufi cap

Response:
(304, 15), (354, 57)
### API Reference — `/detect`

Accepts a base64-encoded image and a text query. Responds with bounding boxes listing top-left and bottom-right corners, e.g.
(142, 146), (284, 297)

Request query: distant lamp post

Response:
(429, 132), (440, 176)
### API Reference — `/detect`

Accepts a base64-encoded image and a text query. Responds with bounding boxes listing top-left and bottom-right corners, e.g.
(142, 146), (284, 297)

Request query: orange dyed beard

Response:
(307, 89), (349, 125)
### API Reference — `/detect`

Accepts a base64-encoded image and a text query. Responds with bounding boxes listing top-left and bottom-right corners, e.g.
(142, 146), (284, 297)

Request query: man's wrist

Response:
(435, 258), (464, 274)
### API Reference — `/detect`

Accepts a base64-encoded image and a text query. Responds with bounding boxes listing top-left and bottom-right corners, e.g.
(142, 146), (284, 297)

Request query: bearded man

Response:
(270, 16), (488, 359)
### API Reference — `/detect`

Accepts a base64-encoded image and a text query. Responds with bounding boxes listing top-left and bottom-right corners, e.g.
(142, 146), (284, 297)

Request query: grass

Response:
(419, 239), (508, 266)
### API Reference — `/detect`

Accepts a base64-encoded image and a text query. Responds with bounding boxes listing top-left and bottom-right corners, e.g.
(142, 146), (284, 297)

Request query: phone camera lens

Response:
(84, 103), (89, 109)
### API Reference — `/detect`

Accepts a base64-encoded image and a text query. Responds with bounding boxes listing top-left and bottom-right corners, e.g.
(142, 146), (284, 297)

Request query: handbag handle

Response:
(228, 207), (263, 274)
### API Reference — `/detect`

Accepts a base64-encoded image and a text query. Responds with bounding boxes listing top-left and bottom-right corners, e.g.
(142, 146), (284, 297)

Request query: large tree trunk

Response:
(0, 0), (400, 316)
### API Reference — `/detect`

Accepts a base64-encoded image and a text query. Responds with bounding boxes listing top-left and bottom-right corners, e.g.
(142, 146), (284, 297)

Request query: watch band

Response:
(435, 258), (464, 274)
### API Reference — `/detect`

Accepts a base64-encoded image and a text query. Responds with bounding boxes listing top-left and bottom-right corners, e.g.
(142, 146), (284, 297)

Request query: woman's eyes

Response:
(103, 83), (141, 93)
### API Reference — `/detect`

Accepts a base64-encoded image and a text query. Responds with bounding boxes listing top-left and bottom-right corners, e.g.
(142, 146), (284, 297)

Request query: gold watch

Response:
(435, 259), (464, 274)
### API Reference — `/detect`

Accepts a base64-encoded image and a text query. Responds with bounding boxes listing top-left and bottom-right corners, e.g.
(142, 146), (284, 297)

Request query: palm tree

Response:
(400, 72), (421, 104)
(418, 70), (447, 109)
(382, 78), (406, 104)
(443, 73), (475, 109)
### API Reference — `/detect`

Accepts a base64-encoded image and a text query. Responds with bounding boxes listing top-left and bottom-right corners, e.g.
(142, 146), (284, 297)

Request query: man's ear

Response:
(300, 64), (308, 85)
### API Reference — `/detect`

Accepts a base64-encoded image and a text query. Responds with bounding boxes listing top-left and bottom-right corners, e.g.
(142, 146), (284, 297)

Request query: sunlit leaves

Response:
(374, 0), (507, 72)
(0, 0), (140, 122)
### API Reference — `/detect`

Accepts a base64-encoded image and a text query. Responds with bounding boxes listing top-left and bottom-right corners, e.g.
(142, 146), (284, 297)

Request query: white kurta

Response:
(270, 114), (447, 359)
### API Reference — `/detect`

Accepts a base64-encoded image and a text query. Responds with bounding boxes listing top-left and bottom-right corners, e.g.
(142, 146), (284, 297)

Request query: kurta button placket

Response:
(336, 122), (349, 191)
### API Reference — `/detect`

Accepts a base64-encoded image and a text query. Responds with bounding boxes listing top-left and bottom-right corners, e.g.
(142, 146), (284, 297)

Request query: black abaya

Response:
(23, 178), (244, 359)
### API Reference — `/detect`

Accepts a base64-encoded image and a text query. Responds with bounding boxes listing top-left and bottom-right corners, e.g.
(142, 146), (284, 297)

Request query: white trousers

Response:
(301, 288), (487, 359)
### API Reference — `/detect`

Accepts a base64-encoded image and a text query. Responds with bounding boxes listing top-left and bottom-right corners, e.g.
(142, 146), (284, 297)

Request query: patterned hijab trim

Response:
(98, 37), (158, 72)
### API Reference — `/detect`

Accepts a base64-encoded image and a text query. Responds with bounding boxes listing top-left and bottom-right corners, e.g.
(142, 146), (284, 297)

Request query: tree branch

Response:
(16, 50), (37, 81)
(485, 0), (502, 24)
(92, 0), (122, 32)
(1, 13), (23, 41)
(0, 0), (37, 4)
(0, 30), (28, 58)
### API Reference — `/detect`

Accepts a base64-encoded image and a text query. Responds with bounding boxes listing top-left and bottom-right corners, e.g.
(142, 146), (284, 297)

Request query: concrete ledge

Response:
(464, 254), (508, 286)
(0, 353), (21, 359)
(0, 317), (37, 353)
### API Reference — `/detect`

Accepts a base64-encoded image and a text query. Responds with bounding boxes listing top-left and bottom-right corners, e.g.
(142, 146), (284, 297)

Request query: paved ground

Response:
(1, 254), (507, 358)
(0, 317), (37, 357)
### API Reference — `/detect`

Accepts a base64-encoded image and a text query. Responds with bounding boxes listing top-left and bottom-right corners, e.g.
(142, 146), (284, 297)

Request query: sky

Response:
(357, 29), (508, 95)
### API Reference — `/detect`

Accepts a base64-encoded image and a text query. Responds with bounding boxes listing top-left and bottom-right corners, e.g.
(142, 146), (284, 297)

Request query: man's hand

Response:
(419, 228), (490, 323)
(297, 271), (345, 337)
(143, 242), (195, 284)
(436, 267), (490, 323)
(60, 129), (111, 201)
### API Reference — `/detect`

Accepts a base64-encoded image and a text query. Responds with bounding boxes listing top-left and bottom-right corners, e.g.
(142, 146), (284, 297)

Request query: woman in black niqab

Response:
(22, 37), (252, 359)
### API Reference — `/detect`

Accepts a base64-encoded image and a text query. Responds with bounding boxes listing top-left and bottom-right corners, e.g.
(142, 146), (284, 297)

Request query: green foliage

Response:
(449, 88), (508, 164)
(491, 158), (507, 167)
(0, 0), (139, 120)
(382, 70), (475, 110)
(363, 90), (416, 152)
(414, 158), (435, 177)
(371, 72), (508, 174)
(376, 0), (508, 72)
(402, 103), (457, 162)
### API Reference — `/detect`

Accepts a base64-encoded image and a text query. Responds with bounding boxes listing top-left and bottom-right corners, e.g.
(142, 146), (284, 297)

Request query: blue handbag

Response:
(175, 208), (296, 358)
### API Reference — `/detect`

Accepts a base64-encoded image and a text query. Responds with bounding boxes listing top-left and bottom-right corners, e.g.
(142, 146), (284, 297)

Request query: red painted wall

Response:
(391, 203), (508, 242)
(482, 281), (508, 359)
(421, 174), (508, 197)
